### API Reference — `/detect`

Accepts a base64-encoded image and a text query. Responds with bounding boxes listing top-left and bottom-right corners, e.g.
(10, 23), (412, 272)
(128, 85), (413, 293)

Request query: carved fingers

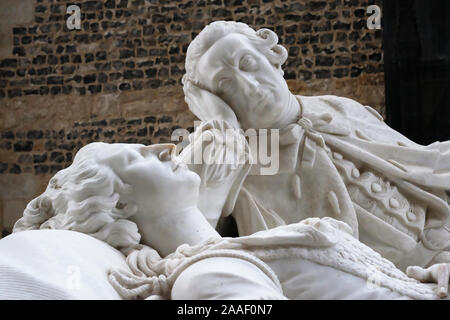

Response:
(437, 264), (450, 298)
(407, 263), (450, 298)
(183, 81), (240, 129)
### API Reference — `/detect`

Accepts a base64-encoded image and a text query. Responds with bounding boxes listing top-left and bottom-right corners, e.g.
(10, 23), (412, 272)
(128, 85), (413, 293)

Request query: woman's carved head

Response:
(13, 142), (200, 252)
(13, 143), (142, 251)
(13, 134), (249, 254)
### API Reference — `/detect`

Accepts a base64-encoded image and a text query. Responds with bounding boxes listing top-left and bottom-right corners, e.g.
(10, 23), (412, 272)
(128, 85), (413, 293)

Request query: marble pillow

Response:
(0, 229), (128, 300)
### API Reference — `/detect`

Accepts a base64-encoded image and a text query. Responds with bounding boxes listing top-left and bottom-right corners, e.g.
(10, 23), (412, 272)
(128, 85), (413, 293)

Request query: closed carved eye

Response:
(239, 54), (258, 72)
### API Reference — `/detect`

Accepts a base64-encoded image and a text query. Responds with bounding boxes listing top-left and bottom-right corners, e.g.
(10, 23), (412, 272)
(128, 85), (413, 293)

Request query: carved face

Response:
(196, 33), (291, 129)
(97, 143), (201, 218)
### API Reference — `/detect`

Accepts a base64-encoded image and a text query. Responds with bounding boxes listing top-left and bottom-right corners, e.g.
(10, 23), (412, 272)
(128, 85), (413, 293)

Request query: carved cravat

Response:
(233, 95), (450, 270)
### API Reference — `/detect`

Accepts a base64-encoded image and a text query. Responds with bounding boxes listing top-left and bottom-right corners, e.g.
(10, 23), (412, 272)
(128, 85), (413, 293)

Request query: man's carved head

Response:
(183, 21), (293, 129)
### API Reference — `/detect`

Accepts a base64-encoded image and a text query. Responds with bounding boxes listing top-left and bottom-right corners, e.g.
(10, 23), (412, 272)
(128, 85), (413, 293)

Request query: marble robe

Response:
(229, 95), (450, 271)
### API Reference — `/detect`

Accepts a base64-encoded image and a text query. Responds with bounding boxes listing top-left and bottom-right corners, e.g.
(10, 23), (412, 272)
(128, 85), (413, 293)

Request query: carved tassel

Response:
(327, 191), (341, 216)
(291, 174), (302, 200)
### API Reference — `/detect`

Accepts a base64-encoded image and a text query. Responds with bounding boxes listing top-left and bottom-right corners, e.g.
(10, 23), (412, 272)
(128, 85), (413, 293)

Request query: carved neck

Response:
(270, 93), (301, 129)
(135, 206), (220, 257)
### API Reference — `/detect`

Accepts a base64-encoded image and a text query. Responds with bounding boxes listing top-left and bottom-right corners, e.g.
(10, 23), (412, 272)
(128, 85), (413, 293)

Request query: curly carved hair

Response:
(182, 21), (288, 90)
(13, 142), (141, 252)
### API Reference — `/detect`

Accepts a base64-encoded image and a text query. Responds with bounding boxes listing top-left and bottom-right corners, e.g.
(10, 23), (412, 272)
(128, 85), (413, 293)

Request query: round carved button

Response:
(389, 198), (400, 209)
(407, 211), (417, 222)
(371, 182), (382, 193)
(351, 168), (360, 178)
(333, 152), (343, 160)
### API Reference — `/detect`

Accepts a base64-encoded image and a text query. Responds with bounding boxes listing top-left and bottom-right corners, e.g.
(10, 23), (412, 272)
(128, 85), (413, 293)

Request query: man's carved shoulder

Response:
(298, 94), (383, 122)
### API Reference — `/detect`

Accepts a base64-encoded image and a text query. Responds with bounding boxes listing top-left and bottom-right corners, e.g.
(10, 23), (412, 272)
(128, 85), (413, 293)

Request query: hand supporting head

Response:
(183, 21), (299, 130)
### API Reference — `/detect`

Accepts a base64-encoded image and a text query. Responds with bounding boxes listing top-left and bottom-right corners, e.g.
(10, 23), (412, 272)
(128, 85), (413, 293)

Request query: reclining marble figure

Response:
(181, 21), (450, 282)
(0, 125), (247, 299)
(0, 123), (448, 299)
(0, 20), (449, 300)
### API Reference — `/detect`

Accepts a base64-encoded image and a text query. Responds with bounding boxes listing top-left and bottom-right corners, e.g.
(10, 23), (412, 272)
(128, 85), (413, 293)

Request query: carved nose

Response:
(140, 144), (175, 161)
(158, 144), (175, 161)
(236, 73), (259, 96)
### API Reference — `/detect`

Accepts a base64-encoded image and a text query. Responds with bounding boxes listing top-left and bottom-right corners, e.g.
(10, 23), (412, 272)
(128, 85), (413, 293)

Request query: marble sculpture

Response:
(0, 21), (449, 300)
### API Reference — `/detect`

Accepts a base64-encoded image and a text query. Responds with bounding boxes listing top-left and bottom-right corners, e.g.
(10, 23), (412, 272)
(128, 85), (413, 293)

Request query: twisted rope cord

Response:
(109, 249), (283, 300)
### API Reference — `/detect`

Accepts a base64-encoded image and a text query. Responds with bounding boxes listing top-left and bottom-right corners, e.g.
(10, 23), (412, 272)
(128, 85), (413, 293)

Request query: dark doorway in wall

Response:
(383, 0), (450, 145)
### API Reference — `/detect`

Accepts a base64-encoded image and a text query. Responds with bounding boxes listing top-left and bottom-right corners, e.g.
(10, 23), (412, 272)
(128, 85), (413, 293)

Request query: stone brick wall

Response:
(0, 0), (384, 236)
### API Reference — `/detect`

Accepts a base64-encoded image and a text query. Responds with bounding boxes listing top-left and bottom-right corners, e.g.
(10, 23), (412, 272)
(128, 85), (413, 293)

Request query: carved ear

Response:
(184, 81), (241, 129)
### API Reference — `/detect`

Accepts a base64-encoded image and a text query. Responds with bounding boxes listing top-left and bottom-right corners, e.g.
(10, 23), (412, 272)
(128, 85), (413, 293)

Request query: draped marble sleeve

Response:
(228, 93), (448, 270)
(108, 217), (443, 300)
(299, 95), (450, 268)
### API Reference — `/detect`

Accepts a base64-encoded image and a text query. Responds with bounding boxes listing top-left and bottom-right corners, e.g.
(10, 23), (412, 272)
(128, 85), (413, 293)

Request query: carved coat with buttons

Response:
(230, 95), (450, 271)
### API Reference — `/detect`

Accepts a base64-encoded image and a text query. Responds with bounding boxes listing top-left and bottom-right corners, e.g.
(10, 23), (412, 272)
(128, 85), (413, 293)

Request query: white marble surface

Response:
(1, 20), (449, 300)
(0, 230), (127, 299)
(182, 21), (450, 295)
